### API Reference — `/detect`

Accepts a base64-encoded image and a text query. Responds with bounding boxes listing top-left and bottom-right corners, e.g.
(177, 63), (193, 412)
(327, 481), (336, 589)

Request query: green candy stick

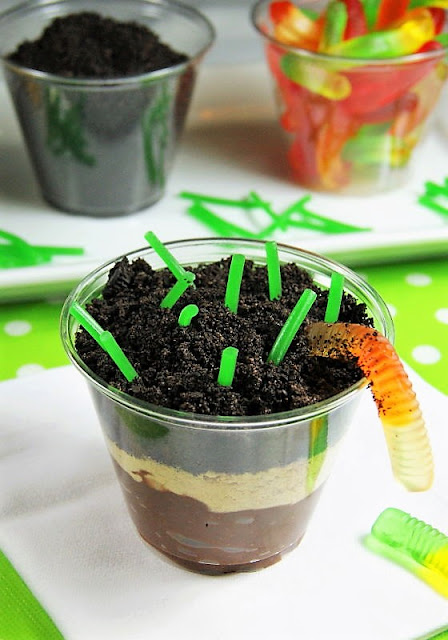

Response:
(324, 272), (345, 323)
(70, 302), (138, 382)
(161, 278), (191, 309)
(187, 201), (256, 239)
(70, 301), (102, 341)
(99, 332), (138, 382)
(248, 191), (278, 222)
(224, 254), (246, 314)
(268, 289), (317, 365)
(265, 241), (282, 301)
(217, 346), (239, 387)
(178, 304), (199, 327)
(145, 231), (195, 283)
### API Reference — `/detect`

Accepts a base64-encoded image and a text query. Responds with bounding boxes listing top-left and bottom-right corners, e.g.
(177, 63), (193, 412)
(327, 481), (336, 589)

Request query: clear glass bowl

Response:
(251, 0), (448, 195)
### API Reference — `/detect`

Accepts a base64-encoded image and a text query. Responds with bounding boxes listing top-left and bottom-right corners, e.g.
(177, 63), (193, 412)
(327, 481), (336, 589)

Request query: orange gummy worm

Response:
(306, 322), (434, 492)
(269, 1), (322, 50)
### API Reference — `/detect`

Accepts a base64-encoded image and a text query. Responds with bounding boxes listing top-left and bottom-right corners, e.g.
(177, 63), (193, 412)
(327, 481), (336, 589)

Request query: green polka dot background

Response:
(0, 300), (68, 380)
(0, 257), (447, 396)
(364, 258), (448, 396)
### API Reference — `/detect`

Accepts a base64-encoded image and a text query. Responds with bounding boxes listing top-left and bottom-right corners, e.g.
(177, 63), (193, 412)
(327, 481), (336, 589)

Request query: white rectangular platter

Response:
(1, 61), (448, 302)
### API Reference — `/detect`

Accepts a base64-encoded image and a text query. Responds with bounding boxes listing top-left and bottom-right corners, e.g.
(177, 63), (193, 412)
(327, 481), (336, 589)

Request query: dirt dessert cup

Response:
(60, 237), (394, 575)
(251, 0), (448, 195)
(0, 0), (214, 216)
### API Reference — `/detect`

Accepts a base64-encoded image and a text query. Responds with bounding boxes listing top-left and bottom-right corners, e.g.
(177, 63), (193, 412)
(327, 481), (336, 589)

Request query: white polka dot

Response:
(387, 303), (397, 318)
(435, 308), (448, 325)
(405, 273), (432, 287)
(411, 345), (441, 365)
(4, 320), (32, 336)
(16, 364), (45, 377)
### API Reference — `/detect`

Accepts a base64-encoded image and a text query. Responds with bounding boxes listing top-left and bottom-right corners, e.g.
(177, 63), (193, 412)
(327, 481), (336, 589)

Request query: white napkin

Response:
(0, 366), (447, 640)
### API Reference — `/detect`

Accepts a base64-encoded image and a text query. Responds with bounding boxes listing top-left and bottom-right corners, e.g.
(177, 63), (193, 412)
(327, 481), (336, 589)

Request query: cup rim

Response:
(60, 236), (394, 431)
(250, 0), (448, 66)
(0, 0), (216, 87)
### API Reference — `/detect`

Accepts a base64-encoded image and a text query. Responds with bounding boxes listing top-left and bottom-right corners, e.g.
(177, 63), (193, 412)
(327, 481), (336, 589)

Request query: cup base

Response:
(111, 456), (325, 576)
(140, 534), (303, 575)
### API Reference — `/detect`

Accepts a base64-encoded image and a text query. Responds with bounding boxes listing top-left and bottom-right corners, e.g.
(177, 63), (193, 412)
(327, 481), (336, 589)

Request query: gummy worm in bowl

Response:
(305, 322), (434, 492)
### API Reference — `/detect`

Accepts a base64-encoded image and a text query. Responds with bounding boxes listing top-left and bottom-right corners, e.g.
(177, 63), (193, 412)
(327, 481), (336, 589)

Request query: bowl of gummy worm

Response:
(252, 0), (448, 194)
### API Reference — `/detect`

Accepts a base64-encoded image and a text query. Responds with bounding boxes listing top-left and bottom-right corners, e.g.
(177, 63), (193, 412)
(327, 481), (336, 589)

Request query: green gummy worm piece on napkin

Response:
(0, 550), (64, 640)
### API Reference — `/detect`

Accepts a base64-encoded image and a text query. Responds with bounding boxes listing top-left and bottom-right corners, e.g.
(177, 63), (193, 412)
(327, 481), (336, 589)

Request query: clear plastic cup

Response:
(251, 0), (448, 195)
(60, 237), (393, 574)
(0, 0), (214, 216)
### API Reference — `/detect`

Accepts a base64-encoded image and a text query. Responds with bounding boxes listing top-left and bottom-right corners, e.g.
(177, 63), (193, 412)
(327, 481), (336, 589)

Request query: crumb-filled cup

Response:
(0, 0), (214, 216)
(251, 0), (448, 195)
(60, 238), (393, 574)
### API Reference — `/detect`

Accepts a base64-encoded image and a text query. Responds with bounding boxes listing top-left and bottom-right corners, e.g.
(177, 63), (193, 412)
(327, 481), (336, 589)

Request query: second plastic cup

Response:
(0, 0), (214, 216)
(60, 237), (393, 574)
(251, 0), (448, 195)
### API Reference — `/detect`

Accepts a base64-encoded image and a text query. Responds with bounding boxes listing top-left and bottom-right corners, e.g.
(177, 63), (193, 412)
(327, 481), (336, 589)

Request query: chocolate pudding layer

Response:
(92, 396), (344, 572)
(110, 452), (325, 573)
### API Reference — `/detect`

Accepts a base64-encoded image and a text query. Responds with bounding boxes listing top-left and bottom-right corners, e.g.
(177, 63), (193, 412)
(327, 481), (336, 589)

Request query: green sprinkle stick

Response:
(265, 241), (282, 300)
(144, 231), (195, 283)
(99, 332), (138, 382)
(0, 229), (85, 268)
(268, 289), (317, 365)
(277, 196), (370, 234)
(161, 278), (191, 309)
(70, 302), (138, 382)
(224, 254), (246, 314)
(218, 346), (239, 387)
(70, 301), (102, 342)
(0, 229), (44, 269)
(178, 304), (199, 327)
(187, 201), (257, 239)
(35, 245), (85, 257)
(418, 196), (448, 217)
(324, 272), (345, 323)
(248, 191), (278, 222)
(424, 180), (448, 196)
